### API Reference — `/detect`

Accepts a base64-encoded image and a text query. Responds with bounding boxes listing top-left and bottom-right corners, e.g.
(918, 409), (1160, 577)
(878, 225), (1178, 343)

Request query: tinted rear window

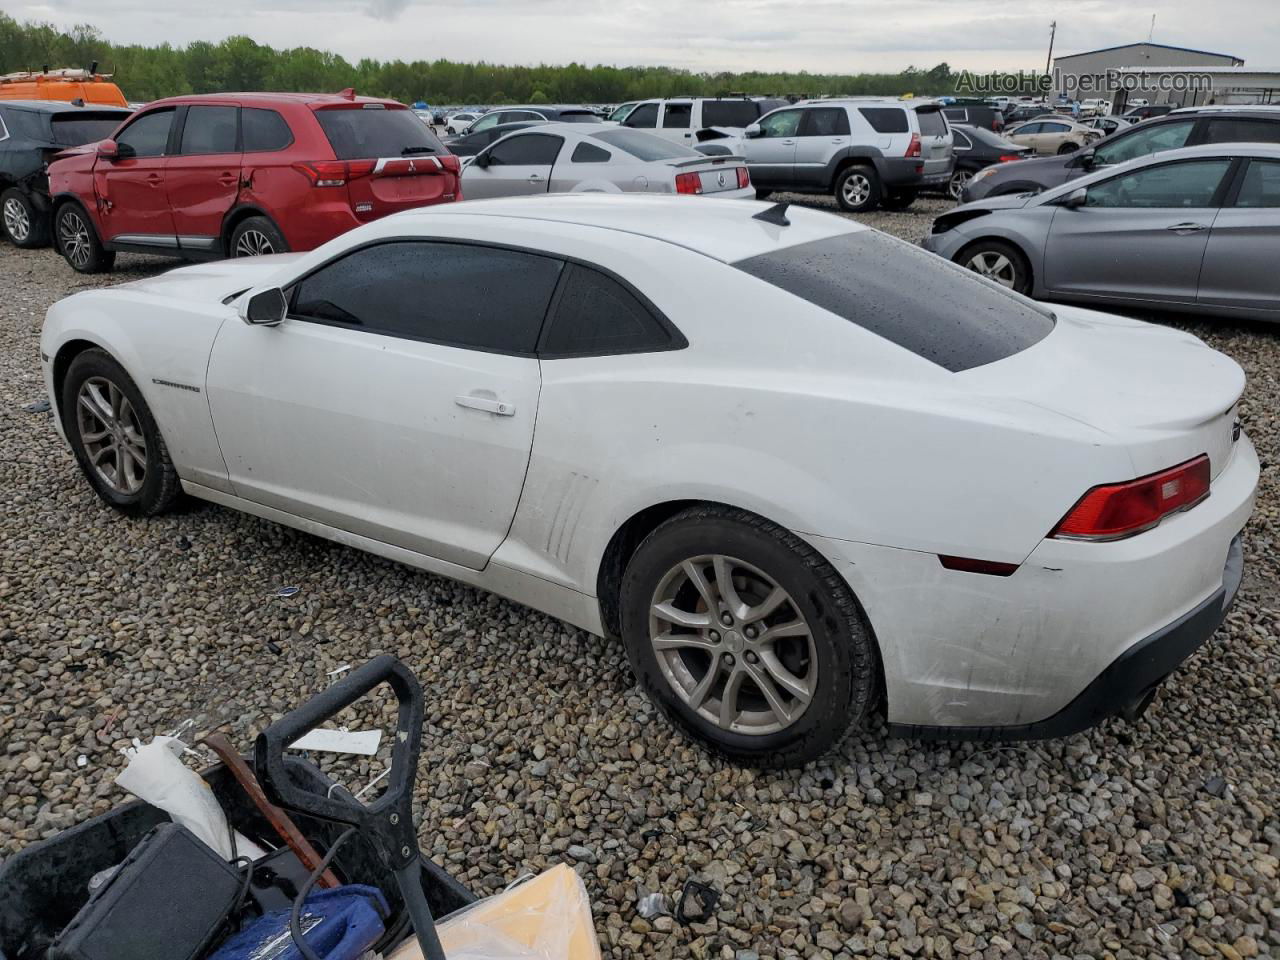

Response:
(859, 108), (909, 134)
(316, 105), (445, 159)
(591, 129), (698, 161)
(49, 112), (128, 145)
(733, 231), (1054, 372)
(702, 100), (760, 128)
(916, 108), (948, 137)
(557, 111), (602, 123)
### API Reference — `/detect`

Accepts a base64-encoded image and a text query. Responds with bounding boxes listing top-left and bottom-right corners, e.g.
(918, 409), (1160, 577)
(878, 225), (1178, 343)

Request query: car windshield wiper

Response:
(401, 146), (437, 156)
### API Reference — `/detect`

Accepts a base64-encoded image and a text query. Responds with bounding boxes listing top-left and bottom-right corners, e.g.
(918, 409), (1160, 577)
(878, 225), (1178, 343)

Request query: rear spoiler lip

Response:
(665, 154), (746, 167)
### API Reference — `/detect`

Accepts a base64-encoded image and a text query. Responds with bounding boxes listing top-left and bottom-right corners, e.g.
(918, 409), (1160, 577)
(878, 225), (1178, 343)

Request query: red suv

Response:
(47, 91), (461, 273)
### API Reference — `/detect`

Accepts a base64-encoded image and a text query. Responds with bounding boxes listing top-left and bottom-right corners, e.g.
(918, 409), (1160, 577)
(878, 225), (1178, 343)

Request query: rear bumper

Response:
(890, 532), (1244, 741)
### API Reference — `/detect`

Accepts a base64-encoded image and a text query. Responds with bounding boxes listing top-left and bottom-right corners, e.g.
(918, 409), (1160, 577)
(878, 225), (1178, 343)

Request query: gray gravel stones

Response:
(2, 200), (1278, 960)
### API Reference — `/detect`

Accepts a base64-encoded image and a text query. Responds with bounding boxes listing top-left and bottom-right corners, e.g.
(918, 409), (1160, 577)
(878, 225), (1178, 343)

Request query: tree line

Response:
(1, 14), (964, 105)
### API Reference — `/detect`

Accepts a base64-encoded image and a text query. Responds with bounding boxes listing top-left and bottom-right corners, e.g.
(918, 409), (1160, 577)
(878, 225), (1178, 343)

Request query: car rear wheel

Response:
(835, 164), (881, 213)
(2, 188), (50, 248)
(61, 349), (181, 516)
(230, 216), (288, 258)
(1057, 142), (1080, 154)
(948, 168), (974, 200)
(958, 239), (1032, 295)
(880, 188), (917, 211)
(620, 505), (880, 767)
(55, 203), (114, 274)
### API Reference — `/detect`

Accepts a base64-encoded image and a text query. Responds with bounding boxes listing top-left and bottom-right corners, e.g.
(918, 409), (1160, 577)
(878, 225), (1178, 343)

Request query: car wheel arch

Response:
(220, 205), (280, 256)
(51, 338), (111, 418)
(829, 152), (883, 190)
(954, 235), (1036, 293)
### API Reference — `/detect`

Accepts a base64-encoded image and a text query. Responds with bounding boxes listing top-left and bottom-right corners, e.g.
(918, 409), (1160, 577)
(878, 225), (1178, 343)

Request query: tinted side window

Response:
(758, 109), (801, 138)
(701, 100), (760, 128)
(1205, 118), (1280, 145)
(290, 242), (563, 353)
(1094, 119), (1194, 165)
(1235, 159), (1280, 208)
(1014, 123), (1042, 135)
(1086, 159), (1231, 208)
(116, 109), (174, 158)
(859, 108), (909, 134)
(799, 108), (850, 137)
(489, 134), (563, 166)
(662, 103), (692, 129)
(243, 108), (293, 152)
(540, 265), (679, 357)
(1041, 122), (1070, 133)
(180, 105), (239, 155)
(952, 130), (973, 149)
(570, 142), (611, 163)
(626, 103), (658, 128)
(942, 108), (967, 125)
(733, 230), (1054, 373)
(916, 109), (948, 137)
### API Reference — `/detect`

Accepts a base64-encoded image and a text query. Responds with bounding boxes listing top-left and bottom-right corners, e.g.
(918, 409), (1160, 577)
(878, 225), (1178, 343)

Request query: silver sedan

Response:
(460, 123), (755, 200)
(922, 143), (1280, 322)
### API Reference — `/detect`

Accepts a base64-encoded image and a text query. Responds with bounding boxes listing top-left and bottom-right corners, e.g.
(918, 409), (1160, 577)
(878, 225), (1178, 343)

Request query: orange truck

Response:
(0, 69), (128, 107)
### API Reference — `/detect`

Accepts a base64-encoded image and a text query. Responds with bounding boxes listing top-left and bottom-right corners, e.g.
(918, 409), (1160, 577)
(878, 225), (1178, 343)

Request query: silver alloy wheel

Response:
(841, 172), (872, 207)
(58, 209), (92, 269)
(3, 196), (30, 242)
(234, 229), (274, 257)
(949, 170), (972, 200)
(648, 554), (818, 735)
(966, 250), (1018, 288)
(76, 376), (147, 495)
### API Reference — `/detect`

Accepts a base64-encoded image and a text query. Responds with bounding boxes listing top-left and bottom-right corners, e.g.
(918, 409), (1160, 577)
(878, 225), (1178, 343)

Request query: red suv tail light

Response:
(675, 172), (702, 195)
(905, 133), (921, 158)
(737, 166), (750, 189)
(1049, 455), (1211, 541)
(293, 160), (375, 187)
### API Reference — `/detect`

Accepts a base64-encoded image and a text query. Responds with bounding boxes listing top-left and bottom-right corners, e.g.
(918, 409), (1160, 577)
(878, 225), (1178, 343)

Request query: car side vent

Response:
(753, 202), (791, 226)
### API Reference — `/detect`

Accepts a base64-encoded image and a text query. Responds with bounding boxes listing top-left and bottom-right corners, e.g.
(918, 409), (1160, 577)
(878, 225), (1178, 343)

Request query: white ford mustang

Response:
(41, 195), (1258, 766)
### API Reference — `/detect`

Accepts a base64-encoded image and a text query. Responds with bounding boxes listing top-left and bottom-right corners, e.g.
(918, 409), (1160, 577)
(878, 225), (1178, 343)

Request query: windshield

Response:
(591, 128), (700, 161)
(49, 112), (128, 145)
(316, 105), (445, 159)
(733, 231), (1054, 373)
(608, 103), (636, 122)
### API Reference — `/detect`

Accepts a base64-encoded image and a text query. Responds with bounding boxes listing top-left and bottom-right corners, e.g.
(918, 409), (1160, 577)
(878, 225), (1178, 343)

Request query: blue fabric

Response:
(209, 884), (388, 960)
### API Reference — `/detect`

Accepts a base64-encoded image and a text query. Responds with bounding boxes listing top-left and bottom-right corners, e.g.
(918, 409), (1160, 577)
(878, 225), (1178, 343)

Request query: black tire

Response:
(61, 348), (181, 517)
(620, 505), (880, 767)
(229, 216), (288, 258)
(1057, 142), (1080, 154)
(54, 202), (114, 273)
(880, 188), (918, 211)
(755, 188), (773, 201)
(955, 238), (1033, 295)
(834, 164), (881, 213)
(2, 187), (50, 248)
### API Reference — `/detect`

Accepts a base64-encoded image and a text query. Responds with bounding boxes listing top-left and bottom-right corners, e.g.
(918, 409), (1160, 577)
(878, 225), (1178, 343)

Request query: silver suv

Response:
(742, 99), (953, 212)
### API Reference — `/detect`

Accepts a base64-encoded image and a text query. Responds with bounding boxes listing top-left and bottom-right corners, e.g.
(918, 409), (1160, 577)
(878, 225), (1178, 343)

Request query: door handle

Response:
(455, 395), (515, 416)
(1167, 222), (1208, 234)
(527, 174), (545, 183)
(781, 139), (795, 145)
(831, 139), (845, 144)
(145, 174), (162, 185)
(218, 173), (238, 186)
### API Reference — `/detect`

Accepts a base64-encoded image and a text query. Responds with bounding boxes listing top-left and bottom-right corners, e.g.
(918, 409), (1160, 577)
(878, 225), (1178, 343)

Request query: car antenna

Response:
(752, 201), (791, 226)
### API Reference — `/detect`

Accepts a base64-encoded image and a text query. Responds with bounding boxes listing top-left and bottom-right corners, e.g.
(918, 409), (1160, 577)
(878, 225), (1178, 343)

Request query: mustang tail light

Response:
(905, 133), (921, 158)
(293, 160), (375, 187)
(675, 172), (702, 195)
(1050, 455), (1211, 541)
(737, 166), (750, 189)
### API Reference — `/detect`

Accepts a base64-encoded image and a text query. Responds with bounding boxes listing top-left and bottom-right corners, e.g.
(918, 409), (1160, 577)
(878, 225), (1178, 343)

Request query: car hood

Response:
(117, 254), (305, 303)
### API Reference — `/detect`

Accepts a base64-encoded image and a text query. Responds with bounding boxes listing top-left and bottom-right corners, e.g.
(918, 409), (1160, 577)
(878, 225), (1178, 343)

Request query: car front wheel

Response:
(948, 168), (974, 200)
(61, 349), (181, 516)
(55, 203), (114, 273)
(621, 505), (880, 767)
(958, 239), (1032, 295)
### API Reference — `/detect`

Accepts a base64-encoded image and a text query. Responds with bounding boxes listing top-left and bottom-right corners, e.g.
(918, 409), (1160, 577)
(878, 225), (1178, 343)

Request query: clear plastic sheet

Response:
(388, 864), (601, 960)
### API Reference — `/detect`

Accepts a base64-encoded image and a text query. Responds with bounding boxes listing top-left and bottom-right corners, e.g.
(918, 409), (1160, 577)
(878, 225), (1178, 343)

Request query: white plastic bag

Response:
(115, 736), (236, 859)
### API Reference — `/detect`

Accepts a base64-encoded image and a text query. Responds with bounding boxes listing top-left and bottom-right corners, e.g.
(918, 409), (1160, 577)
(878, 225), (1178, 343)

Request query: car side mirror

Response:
(96, 139), (120, 161)
(1062, 187), (1088, 209)
(241, 287), (288, 326)
(744, 123), (763, 139)
(472, 152), (490, 169)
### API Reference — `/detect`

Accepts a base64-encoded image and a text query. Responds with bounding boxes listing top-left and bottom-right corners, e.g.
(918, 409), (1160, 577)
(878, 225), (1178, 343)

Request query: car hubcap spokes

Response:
(843, 175), (870, 206)
(4, 197), (30, 241)
(235, 230), (274, 257)
(950, 172), (971, 199)
(59, 213), (91, 268)
(649, 555), (817, 735)
(967, 251), (1017, 288)
(76, 377), (146, 495)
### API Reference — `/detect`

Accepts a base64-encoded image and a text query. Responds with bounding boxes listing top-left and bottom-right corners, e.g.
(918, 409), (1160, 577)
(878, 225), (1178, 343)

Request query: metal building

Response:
(1053, 42), (1244, 105)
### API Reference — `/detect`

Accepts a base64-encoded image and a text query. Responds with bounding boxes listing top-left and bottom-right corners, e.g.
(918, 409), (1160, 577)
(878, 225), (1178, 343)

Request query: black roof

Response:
(0, 98), (132, 115)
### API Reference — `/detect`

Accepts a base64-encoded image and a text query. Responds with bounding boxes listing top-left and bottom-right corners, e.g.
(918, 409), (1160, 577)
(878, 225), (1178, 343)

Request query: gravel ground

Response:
(1, 198), (1278, 960)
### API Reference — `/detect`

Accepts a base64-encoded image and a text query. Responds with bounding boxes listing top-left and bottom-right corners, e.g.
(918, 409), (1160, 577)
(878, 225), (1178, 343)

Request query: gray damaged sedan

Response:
(923, 143), (1280, 322)
(460, 123), (755, 200)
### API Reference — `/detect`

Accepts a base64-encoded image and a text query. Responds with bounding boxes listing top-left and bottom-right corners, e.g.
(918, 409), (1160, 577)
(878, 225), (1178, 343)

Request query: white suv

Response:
(617, 97), (788, 148)
(740, 99), (954, 212)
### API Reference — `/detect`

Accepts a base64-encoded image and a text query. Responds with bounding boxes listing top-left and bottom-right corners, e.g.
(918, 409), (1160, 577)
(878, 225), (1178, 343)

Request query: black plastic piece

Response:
(49, 824), (241, 960)
(892, 533), (1244, 742)
(752, 201), (791, 226)
(675, 880), (720, 924)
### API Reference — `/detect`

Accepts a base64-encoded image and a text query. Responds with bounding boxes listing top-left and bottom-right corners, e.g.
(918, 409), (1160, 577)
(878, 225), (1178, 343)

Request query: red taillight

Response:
(905, 133), (921, 158)
(675, 171), (702, 195)
(1050, 455), (1211, 541)
(293, 160), (374, 187)
(997, 154), (1024, 163)
(737, 166), (750, 189)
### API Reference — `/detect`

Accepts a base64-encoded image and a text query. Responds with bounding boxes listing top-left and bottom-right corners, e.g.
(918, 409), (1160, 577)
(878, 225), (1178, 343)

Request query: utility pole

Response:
(1045, 21), (1057, 95)
(1147, 14), (1156, 43)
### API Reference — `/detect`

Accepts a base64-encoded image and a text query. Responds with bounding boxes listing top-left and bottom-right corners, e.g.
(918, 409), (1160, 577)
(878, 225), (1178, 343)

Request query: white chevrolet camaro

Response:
(41, 195), (1257, 766)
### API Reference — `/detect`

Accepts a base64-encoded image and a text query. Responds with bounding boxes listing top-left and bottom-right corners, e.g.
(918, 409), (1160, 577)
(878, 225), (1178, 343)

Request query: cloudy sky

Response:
(9, 0), (1275, 74)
